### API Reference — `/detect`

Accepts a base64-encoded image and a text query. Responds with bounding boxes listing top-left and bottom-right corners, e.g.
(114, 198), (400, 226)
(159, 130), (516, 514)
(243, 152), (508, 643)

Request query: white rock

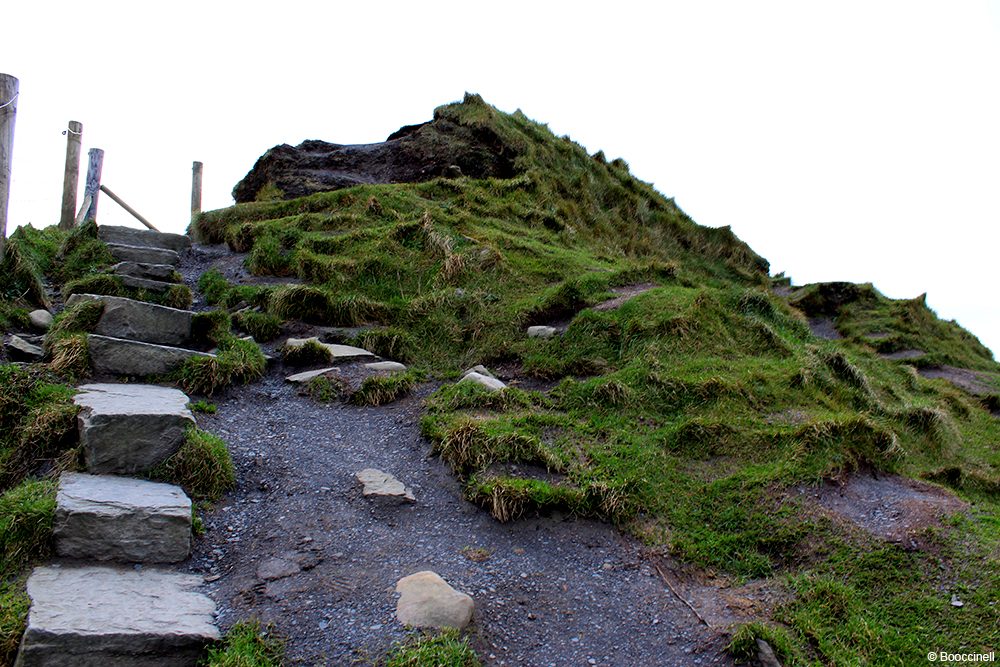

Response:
(527, 325), (558, 338)
(16, 564), (218, 667)
(356, 468), (415, 502)
(462, 364), (495, 379)
(365, 361), (407, 373)
(285, 367), (341, 383)
(459, 371), (507, 392)
(395, 571), (474, 629)
(284, 336), (375, 361)
(28, 309), (53, 331)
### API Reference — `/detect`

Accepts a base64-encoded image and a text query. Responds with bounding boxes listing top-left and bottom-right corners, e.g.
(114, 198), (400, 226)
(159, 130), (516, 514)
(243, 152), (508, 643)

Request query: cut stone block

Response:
(55, 472), (192, 563)
(98, 225), (191, 252)
(285, 367), (340, 383)
(365, 361), (407, 373)
(87, 335), (212, 378)
(356, 468), (415, 502)
(67, 294), (192, 346)
(284, 336), (375, 361)
(118, 274), (177, 294)
(74, 383), (195, 473)
(459, 371), (506, 392)
(395, 571), (474, 629)
(15, 564), (218, 667)
(112, 261), (179, 282)
(107, 243), (180, 266)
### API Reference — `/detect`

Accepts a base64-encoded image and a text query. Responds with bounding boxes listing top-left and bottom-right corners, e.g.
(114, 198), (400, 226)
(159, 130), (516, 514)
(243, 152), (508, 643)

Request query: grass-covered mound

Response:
(192, 95), (999, 664)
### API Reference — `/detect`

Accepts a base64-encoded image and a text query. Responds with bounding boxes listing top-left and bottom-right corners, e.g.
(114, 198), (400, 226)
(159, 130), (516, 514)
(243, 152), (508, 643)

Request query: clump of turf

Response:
(233, 310), (282, 342)
(350, 370), (421, 406)
(203, 620), (285, 667)
(385, 629), (481, 667)
(0, 578), (30, 666)
(149, 427), (234, 502)
(0, 479), (56, 579)
(174, 337), (266, 396)
(281, 340), (332, 366)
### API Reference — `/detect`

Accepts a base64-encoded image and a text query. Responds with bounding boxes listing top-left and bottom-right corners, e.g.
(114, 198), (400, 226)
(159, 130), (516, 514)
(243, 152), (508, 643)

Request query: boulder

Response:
(15, 564), (218, 667)
(5, 335), (44, 361)
(112, 261), (178, 282)
(107, 243), (180, 266)
(98, 225), (191, 252)
(356, 468), (415, 502)
(28, 309), (53, 331)
(67, 294), (192, 346)
(364, 361), (407, 373)
(527, 325), (558, 338)
(285, 367), (340, 383)
(462, 364), (495, 379)
(86, 335), (212, 377)
(54, 472), (192, 563)
(74, 383), (195, 473)
(233, 104), (517, 203)
(284, 336), (375, 361)
(395, 571), (474, 629)
(459, 371), (506, 392)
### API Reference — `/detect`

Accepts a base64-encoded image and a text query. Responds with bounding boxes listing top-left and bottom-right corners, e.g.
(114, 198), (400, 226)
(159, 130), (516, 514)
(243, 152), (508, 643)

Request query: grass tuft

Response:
(385, 629), (481, 667)
(350, 370), (421, 406)
(281, 340), (332, 366)
(149, 427), (235, 502)
(0, 479), (56, 579)
(203, 619), (285, 667)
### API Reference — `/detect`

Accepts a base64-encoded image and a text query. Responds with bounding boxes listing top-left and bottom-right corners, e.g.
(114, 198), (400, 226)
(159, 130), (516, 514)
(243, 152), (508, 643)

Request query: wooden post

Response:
(59, 120), (83, 229)
(191, 161), (203, 220)
(99, 185), (159, 231)
(83, 148), (104, 222)
(0, 73), (18, 259)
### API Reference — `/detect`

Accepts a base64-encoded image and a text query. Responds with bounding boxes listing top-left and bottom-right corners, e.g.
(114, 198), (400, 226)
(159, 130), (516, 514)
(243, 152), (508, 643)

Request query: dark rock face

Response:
(233, 116), (518, 203)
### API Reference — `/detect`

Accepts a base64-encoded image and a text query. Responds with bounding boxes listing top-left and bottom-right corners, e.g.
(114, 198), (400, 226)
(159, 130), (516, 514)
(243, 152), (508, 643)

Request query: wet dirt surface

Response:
(187, 370), (732, 666)
(806, 317), (842, 340)
(918, 365), (998, 397)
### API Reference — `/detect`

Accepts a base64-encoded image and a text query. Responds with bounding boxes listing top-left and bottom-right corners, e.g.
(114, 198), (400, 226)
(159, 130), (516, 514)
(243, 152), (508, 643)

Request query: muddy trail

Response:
(185, 370), (731, 666)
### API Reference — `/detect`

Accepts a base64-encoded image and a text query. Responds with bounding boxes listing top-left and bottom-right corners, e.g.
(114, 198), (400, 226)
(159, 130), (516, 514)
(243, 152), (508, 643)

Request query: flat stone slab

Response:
(55, 472), (192, 563)
(67, 294), (192, 346)
(395, 571), (474, 629)
(364, 361), (407, 373)
(285, 336), (375, 361)
(87, 334), (212, 378)
(107, 243), (180, 267)
(117, 275), (177, 294)
(74, 383), (195, 473)
(285, 367), (341, 383)
(15, 564), (218, 667)
(112, 261), (178, 282)
(99, 225), (191, 252)
(459, 371), (507, 392)
(356, 468), (415, 502)
(5, 335), (44, 361)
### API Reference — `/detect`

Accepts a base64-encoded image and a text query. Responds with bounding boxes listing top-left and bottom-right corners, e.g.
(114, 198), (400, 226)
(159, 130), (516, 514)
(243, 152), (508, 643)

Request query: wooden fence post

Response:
(0, 73), (19, 259)
(83, 148), (104, 222)
(191, 161), (203, 221)
(59, 120), (83, 229)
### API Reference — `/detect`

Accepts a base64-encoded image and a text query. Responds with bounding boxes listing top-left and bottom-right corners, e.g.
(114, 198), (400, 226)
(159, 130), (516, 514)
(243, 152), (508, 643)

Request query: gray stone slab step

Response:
(54, 472), (192, 563)
(87, 334), (213, 378)
(284, 336), (376, 361)
(112, 261), (179, 282)
(67, 294), (193, 346)
(117, 274), (178, 294)
(15, 564), (218, 667)
(98, 225), (191, 252)
(107, 243), (180, 266)
(74, 383), (195, 473)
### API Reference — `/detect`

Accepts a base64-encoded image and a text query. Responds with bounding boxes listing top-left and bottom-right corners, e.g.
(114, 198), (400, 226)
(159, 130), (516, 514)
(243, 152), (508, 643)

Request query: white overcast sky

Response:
(4, 1), (999, 356)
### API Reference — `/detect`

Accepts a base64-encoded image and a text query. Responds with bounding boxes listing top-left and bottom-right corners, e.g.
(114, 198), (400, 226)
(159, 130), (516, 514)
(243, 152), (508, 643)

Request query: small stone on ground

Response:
(356, 468), (415, 502)
(5, 334), (44, 361)
(459, 371), (507, 392)
(527, 325), (558, 338)
(395, 570), (474, 629)
(364, 361), (407, 373)
(28, 309), (53, 330)
(285, 367), (341, 383)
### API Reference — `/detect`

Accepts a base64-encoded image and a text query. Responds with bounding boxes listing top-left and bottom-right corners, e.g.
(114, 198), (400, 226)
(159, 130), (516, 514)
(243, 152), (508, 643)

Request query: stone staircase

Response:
(16, 227), (220, 666)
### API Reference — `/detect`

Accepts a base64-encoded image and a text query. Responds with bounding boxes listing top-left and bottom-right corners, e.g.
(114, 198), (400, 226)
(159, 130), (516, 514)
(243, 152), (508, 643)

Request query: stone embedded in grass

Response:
(364, 361), (407, 373)
(74, 383), (196, 474)
(462, 364), (495, 379)
(284, 336), (375, 361)
(106, 242), (181, 266)
(98, 224), (192, 252)
(459, 371), (507, 392)
(117, 274), (177, 294)
(28, 309), (53, 331)
(67, 293), (193, 346)
(54, 472), (192, 563)
(112, 261), (179, 282)
(527, 325), (558, 338)
(16, 564), (218, 666)
(395, 570), (474, 629)
(5, 334), (44, 361)
(285, 367), (341, 383)
(86, 334), (213, 377)
(356, 468), (415, 502)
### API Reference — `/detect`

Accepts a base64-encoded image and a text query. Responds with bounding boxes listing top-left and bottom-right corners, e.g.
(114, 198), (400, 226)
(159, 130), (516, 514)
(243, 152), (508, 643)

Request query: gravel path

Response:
(186, 371), (732, 666)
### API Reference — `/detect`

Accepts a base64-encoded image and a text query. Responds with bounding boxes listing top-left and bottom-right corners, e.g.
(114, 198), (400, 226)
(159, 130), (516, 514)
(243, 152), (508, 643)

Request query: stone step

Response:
(15, 564), (218, 667)
(112, 261), (180, 282)
(87, 334), (213, 378)
(54, 472), (192, 563)
(117, 274), (179, 294)
(98, 225), (191, 252)
(284, 336), (376, 361)
(107, 243), (180, 267)
(67, 294), (193, 346)
(74, 383), (195, 473)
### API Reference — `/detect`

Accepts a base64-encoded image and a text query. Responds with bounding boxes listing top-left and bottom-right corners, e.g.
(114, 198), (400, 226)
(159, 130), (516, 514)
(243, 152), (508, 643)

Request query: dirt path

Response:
(186, 372), (731, 666)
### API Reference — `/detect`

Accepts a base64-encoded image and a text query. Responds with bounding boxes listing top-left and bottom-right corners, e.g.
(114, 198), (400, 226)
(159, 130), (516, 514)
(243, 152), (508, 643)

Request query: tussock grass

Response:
(47, 333), (90, 380)
(0, 577), (30, 666)
(191, 310), (232, 346)
(203, 620), (285, 667)
(0, 479), (56, 579)
(233, 310), (282, 342)
(385, 629), (481, 667)
(174, 337), (266, 396)
(352, 327), (415, 363)
(281, 340), (332, 366)
(349, 370), (421, 406)
(150, 427), (235, 502)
